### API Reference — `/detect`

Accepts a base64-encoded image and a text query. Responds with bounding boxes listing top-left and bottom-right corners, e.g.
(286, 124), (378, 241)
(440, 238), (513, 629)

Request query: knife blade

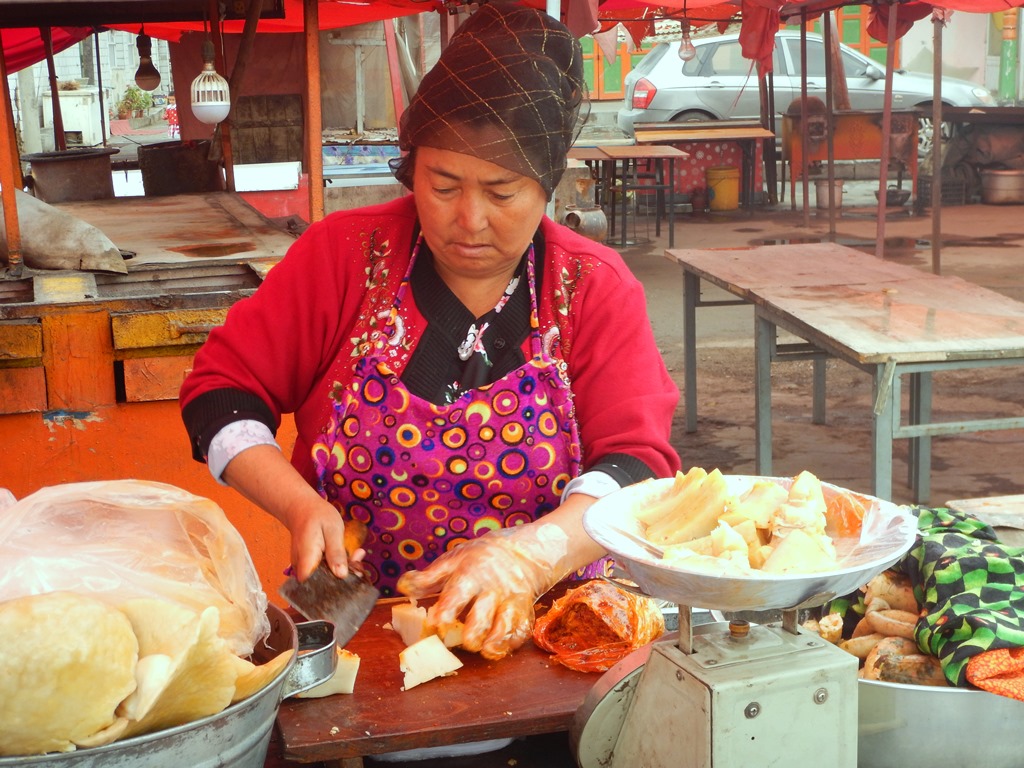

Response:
(277, 519), (379, 647)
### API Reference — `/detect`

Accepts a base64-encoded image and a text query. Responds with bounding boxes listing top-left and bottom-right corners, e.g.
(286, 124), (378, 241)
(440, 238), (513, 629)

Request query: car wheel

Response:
(671, 110), (715, 124)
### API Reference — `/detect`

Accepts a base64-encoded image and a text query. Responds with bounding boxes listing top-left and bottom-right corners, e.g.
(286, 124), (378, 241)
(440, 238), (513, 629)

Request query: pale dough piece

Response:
(0, 591), (138, 756)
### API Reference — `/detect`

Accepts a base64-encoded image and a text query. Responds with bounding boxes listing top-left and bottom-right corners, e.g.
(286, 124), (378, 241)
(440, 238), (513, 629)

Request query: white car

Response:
(617, 30), (996, 152)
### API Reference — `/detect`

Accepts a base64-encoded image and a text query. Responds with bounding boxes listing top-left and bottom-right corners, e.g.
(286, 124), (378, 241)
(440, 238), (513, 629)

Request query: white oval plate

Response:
(583, 475), (917, 612)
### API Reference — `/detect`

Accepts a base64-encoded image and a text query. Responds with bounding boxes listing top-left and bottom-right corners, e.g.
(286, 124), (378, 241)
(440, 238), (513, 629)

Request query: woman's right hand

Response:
(221, 444), (357, 582)
(280, 495), (358, 582)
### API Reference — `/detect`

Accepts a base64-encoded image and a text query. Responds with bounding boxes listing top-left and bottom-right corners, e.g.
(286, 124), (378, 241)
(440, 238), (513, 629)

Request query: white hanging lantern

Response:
(190, 39), (231, 125)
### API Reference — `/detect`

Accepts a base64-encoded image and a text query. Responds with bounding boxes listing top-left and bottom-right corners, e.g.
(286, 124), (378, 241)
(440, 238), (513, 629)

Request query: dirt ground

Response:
(667, 348), (1023, 507)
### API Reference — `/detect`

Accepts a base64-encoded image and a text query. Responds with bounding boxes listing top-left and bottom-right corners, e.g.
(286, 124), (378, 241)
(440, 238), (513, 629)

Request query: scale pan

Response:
(583, 475), (917, 612)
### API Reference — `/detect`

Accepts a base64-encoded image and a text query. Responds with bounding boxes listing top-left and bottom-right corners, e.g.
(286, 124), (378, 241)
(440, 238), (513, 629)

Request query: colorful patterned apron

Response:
(311, 239), (590, 596)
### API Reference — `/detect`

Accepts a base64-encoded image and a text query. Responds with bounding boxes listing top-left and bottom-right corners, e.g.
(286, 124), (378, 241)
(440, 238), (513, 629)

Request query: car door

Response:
(777, 34), (830, 107)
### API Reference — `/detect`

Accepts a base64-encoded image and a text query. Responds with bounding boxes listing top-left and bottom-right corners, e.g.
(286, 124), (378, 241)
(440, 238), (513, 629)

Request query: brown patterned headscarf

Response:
(393, 2), (588, 200)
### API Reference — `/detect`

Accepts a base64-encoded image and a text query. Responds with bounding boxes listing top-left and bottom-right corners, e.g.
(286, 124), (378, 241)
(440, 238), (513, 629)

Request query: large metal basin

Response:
(980, 168), (1024, 205)
(0, 604), (334, 768)
(21, 147), (120, 203)
(859, 678), (1024, 767)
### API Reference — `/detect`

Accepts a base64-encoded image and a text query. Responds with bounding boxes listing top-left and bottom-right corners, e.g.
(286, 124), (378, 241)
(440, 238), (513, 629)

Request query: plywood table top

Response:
(598, 144), (688, 159)
(666, 243), (1024, 365)
(636, 126), (775, 143)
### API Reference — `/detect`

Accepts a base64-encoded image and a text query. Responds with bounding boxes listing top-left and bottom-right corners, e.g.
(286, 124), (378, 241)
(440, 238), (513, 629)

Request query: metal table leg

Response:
(619, 159), (629, 248)
(871, 362), (897, 501)
(812, 357), (827, 424)
(683, 269), (699, 433)
(908, 371), (933, 503)
(667, 158), (675, 248)
(754, 313), (774, 475)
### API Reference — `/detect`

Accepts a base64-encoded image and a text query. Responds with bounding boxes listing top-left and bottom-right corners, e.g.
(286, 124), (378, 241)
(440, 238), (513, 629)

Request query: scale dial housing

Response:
(574, 621), (858, 768)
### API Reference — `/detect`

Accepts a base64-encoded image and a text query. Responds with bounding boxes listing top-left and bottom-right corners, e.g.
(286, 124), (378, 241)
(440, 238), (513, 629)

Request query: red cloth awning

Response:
(1, 27), (94, 72)
(4, 0), (1022, 76)
(1, 1), (441, 72)
(110, 0), (442, 41)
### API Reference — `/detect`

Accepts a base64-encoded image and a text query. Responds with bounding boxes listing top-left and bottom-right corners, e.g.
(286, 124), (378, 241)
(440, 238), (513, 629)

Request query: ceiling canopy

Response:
(2, 0), (1021, 74)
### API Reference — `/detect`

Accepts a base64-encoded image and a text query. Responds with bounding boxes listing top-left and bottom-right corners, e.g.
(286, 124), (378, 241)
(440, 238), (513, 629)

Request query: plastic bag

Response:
(0, 480), (268, 656)
(532, 579), (665, 672)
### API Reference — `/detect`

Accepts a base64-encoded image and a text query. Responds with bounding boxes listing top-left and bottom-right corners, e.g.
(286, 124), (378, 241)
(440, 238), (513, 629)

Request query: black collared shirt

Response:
(402, 231), (545, 404)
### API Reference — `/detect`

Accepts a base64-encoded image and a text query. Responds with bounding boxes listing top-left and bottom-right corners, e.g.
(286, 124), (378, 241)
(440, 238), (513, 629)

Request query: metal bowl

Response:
(859, 679), (1024, 767)
(583, 475), (917, 612)
(875, 187), (912, 207)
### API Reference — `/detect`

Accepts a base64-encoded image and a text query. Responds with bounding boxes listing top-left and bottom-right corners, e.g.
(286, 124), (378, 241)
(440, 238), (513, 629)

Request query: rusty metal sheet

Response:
(0, 367), (46, 414)
(110, 308), (229, 349)
(52, 192), (297, 267)
(123, 356), (193, 402)
(0, 320), (42, 361)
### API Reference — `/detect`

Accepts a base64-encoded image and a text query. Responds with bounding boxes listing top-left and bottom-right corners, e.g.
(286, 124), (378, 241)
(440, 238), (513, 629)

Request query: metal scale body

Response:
(575, 475), (919, 768)
(574, 605), (858, 768)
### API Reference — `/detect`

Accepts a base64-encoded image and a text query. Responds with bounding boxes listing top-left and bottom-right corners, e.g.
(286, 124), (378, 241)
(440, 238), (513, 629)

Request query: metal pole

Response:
(304, 0), (324, 223)
(211, 0), (264, 180)
(931, 14), (943, 275)
(41, 27), (67, 151)
(998, 9), (1019, 104)
(874, 1), (899, 260)
(0, 47), (24, 276)
(799, 14), (810, 229)
(823, 15), (837, 238)
(94, 31), (108, 147)
(383, 20), (406, 128)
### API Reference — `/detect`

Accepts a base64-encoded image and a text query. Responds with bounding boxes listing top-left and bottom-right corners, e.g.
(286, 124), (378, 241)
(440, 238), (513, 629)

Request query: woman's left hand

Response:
(397, 497), (606, 660)
(397, 524), (568, 659)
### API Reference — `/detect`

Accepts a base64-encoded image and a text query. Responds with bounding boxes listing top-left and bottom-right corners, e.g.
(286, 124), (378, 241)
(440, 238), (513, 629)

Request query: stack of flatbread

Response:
(0, 592), (291, 757)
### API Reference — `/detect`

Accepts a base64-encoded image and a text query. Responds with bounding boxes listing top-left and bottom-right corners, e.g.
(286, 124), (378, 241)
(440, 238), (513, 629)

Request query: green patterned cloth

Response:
(898, 506), (1024, 686)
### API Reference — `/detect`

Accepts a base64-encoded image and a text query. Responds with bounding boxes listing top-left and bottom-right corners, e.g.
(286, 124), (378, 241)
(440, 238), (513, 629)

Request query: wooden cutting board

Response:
(275, 587), (601, 763)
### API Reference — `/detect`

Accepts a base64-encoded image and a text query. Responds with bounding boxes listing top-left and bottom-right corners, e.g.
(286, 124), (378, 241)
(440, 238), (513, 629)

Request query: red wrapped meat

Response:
(532, 580), (665, 672)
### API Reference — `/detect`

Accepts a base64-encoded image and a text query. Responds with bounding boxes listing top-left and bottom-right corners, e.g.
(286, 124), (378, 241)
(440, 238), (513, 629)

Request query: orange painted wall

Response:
(0, 403), (298, 607)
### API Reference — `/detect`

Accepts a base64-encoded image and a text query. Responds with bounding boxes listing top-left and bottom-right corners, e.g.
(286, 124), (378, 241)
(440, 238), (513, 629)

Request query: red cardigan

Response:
(180, 195), (680, 485)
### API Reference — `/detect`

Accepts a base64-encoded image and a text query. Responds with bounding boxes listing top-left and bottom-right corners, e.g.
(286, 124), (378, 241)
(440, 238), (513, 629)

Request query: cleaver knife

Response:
(278, 519), (379, 647)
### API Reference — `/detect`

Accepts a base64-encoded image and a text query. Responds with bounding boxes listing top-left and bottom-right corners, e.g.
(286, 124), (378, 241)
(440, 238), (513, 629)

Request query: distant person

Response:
(164, 95), (178, 139)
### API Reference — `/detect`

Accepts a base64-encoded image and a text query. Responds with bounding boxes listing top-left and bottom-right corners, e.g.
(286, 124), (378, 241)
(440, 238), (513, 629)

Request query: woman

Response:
(180, 2), (680, 661)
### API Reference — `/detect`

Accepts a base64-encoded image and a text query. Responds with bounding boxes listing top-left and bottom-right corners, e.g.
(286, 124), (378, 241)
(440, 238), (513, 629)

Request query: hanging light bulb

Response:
(190, 39), (231, 124)
(134, 26), (162, 91)
(678, 21), (696, 62)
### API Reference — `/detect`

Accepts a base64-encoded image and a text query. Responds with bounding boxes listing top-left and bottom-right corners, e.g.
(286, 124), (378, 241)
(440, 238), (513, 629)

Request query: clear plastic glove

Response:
(397, 523), (574, 661)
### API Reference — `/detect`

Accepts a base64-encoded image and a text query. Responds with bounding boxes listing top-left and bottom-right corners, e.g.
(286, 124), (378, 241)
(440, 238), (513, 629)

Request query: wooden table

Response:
(275, 591), (599, 765)
(634, 123), (774, 212)
(567, 146), (613, 214)
(945, 494), (1024, 547)
(567, 144), (686, 248)
(665, 243), (1024, 503)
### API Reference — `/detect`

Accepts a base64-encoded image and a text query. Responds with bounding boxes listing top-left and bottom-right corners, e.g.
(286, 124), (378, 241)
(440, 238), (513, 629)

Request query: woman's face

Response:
(412, 146), (548, 283)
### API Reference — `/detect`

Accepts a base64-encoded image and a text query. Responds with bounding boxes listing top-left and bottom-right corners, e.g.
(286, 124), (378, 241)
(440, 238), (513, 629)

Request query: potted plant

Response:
(117, 85), (154, 119)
